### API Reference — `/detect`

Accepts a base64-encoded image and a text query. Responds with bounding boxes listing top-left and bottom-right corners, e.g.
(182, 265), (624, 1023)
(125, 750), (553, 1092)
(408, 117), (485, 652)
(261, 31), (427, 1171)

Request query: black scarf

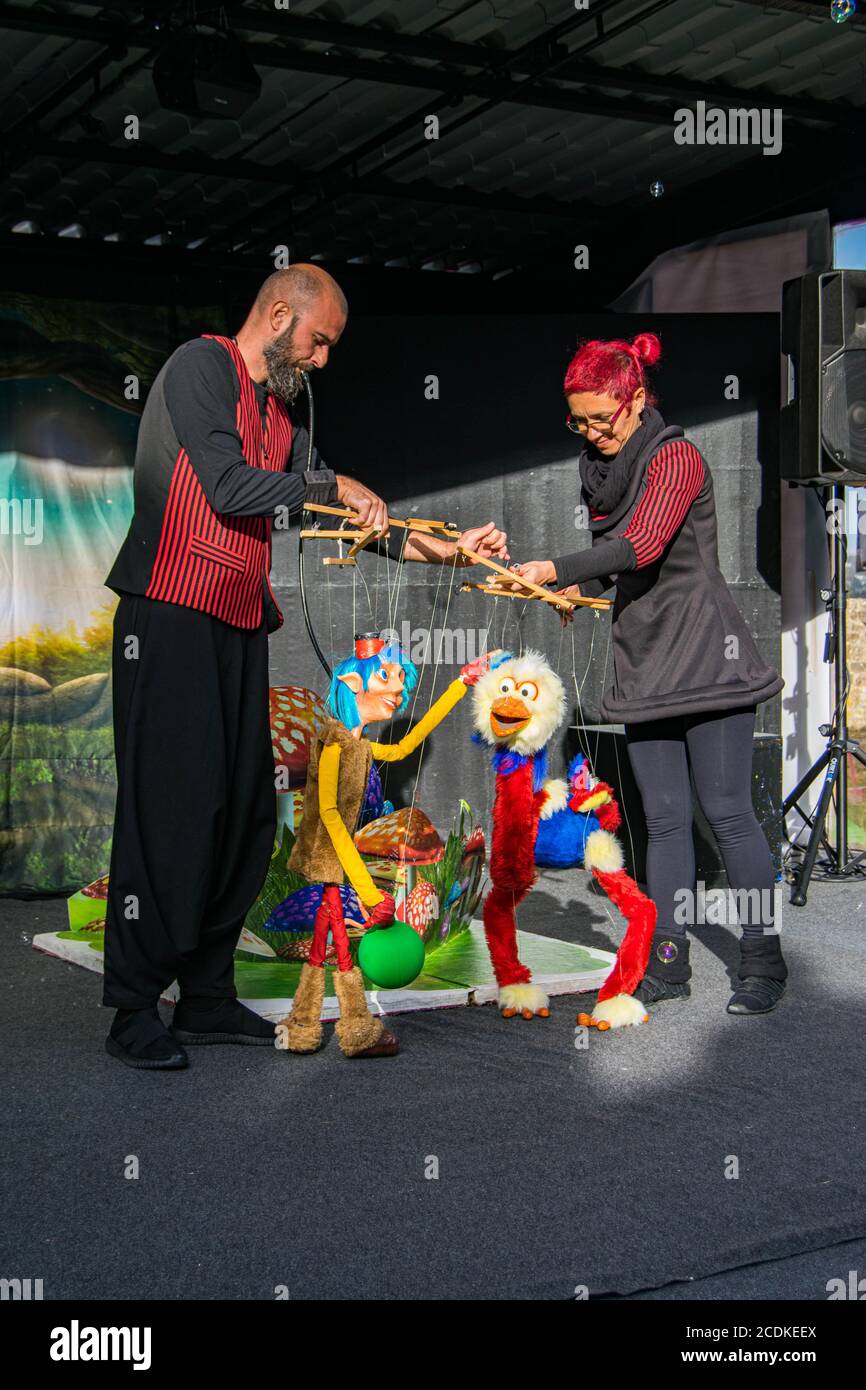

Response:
(579, 405), (667, 515)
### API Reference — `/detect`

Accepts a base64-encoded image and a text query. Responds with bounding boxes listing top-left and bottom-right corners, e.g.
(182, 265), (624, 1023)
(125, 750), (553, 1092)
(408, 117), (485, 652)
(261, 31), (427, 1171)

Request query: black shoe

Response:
(728, 934), (788, 1015)
(172, 996), (277, 1045)
(105, 1007), (189, 1070)
(635, 932), (692, 1005)
(634, 974), (692, 1006)
(727, 976), (786, 1015)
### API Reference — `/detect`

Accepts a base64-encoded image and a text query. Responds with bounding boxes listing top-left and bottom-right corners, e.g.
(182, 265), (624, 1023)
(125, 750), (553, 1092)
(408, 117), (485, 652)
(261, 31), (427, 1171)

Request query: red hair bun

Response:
(630, 333), (662, 367)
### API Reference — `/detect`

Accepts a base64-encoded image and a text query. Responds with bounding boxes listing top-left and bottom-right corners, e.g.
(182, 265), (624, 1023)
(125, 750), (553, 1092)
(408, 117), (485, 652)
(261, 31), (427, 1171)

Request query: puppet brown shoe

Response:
(277, 963), (326, 1053)
(333, 965), (399, 1058)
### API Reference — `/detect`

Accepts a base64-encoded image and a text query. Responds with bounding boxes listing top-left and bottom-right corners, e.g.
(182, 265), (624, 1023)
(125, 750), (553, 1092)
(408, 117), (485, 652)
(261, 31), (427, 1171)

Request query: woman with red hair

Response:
(510, 332), (787, 1016)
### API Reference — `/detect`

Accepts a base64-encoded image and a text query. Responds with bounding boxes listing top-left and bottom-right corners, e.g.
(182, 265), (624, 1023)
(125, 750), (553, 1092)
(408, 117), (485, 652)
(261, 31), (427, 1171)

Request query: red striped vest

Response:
(145, 334), (292, 629)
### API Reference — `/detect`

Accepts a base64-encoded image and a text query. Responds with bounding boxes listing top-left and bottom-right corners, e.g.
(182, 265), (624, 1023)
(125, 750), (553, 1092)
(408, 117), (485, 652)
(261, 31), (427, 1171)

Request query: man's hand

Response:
(460, 649), (506, 686)
(335, 475), (389, 536)
(458, 522), (509, 564)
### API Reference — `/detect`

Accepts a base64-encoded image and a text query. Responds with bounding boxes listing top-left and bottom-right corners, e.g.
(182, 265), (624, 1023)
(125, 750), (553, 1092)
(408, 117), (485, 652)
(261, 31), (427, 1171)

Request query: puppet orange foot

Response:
(576, 1012), (611, 1031)
(588, 994), (650, 1030)
(498, 984), (550, 1019)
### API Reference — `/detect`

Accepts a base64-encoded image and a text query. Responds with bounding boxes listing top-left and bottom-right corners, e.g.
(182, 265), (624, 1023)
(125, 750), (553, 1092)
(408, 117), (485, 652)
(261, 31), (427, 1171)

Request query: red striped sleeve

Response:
(620, 440), (704, 568)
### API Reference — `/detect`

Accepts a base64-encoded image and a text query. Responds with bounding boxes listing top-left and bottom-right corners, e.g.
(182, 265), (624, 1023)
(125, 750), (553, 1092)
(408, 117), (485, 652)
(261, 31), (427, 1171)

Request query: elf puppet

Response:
(278, 634), (497, 1059)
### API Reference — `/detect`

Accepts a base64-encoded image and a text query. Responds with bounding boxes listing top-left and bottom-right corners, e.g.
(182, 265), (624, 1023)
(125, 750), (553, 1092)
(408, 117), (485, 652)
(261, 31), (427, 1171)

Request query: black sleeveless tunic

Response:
(553, 415), (784, 725)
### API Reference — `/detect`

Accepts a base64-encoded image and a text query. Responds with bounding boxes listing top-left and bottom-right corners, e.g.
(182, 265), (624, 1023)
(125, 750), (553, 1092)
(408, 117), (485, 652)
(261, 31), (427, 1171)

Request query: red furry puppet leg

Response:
(483, 885), (532, 988)
(581, 867), (656, 1030)
(483, 886), (550, 1018)
(483, 750), (551, 1020)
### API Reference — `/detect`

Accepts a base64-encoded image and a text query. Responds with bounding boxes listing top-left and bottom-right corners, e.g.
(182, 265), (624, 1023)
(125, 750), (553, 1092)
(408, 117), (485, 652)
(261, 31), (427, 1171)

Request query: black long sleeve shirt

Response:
(162, 336), (337, 515)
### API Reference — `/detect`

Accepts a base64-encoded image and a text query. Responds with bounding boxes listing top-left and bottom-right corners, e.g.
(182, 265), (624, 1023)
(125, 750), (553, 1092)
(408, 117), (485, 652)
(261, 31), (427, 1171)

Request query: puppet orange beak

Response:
(490, 696), (532, 739)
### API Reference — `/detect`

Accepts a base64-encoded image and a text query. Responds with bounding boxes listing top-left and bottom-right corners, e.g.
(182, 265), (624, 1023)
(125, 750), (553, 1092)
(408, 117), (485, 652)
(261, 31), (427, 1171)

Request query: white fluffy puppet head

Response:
(471, 650), (567, 755)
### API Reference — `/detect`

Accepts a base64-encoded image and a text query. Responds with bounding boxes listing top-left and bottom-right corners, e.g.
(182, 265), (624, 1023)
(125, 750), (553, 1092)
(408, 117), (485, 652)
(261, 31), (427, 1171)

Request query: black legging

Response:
(624, 706), (775, 940)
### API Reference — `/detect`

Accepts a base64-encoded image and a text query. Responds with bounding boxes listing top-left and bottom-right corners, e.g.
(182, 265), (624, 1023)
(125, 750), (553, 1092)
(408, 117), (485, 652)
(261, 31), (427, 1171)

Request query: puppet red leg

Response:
(307, 888), (334, 969)
(277, 887), (331, 1053)
(592, 867), (656, 1001)
(584, 866), (655, 1030)
(482, 884), (550, 1017)
(483, 885), (531, 988)
(327, 888), (355, 973)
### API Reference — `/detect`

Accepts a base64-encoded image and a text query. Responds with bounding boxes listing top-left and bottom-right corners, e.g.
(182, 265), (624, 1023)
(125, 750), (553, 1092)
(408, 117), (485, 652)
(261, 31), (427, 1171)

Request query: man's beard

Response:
(262, 317), (308, 402)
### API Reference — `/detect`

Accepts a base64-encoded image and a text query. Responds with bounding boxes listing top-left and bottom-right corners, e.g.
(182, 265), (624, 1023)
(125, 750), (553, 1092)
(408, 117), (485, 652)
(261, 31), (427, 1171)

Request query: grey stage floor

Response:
(1, 870), (864, 1301)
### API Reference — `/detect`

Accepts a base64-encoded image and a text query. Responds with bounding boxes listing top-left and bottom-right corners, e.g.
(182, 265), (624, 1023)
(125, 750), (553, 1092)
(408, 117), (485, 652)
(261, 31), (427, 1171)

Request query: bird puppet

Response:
(471, 649), (656, 1028)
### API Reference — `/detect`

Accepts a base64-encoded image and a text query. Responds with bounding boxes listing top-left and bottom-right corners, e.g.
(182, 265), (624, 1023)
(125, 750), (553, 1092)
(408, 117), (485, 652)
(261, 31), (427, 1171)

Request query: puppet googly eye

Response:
(518, 681), (538, 701)
(498, 677), (515, 695)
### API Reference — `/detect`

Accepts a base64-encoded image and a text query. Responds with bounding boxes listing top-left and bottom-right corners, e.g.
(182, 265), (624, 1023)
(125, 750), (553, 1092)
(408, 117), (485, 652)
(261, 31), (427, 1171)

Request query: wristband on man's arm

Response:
(303, 468), (339, 506)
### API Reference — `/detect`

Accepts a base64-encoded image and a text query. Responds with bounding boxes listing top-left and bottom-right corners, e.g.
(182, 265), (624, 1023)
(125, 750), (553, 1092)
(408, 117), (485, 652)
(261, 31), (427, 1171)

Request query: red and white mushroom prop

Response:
(353, 806), (444, 864)
(269, 686), (327, 788)
(404, 880), (440, 936)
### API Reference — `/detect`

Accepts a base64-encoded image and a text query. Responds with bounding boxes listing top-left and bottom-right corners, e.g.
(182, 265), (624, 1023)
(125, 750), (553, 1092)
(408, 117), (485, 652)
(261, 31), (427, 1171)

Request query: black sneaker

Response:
(727, 976), (786, 1015)
(172, 997), (276, 1046)
(105, 1006), (189, 1070)
(634, 974), (692, 1006)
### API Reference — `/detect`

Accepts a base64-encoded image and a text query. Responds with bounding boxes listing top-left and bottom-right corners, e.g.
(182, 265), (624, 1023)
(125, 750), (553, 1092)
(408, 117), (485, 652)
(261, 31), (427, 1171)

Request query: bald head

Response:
(238, 262), (348, 402)
(252, 263), (347, 321)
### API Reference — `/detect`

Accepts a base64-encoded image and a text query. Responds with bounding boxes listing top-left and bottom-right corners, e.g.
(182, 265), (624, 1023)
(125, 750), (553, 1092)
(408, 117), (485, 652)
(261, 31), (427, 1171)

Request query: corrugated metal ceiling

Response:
(1, 0), (864, 273)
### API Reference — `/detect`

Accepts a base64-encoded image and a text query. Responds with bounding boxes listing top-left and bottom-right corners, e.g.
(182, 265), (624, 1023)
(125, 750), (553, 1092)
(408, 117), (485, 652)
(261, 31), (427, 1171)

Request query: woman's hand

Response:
(553, 584), (582, 625)
(457, 521), (509, 564)
(495, 559), (557, 590)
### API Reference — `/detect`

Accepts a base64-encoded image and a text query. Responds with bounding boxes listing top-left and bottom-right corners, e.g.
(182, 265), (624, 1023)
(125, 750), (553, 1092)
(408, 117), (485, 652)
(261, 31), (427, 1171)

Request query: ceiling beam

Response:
(10, 135), (588, 222)
(1, 2), (860, 132)
(561, 57), (866, 129)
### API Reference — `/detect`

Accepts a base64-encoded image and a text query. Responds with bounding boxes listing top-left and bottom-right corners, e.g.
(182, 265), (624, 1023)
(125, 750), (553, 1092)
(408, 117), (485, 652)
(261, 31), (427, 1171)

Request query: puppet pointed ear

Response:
(337, 671), (364, 695)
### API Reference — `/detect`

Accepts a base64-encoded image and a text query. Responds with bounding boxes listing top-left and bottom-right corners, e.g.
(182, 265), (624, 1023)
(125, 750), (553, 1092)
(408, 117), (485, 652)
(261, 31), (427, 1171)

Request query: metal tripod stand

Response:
(785, 484), (866, 904)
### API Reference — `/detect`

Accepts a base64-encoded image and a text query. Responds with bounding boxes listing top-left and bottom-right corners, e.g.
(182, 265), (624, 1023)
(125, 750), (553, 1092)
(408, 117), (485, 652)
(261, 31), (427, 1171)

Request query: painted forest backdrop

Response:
(0, 294), (225, 893)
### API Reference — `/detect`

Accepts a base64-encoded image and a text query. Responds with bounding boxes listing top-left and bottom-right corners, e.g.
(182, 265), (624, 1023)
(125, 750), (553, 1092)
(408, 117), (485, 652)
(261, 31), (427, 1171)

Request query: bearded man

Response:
(101, 263), (507, 1069)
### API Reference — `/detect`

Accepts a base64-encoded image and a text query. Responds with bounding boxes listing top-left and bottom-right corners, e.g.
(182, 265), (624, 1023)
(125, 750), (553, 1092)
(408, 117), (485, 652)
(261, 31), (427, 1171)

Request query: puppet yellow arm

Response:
(369, 678), (467, 762)
(318, 742), (384, 909)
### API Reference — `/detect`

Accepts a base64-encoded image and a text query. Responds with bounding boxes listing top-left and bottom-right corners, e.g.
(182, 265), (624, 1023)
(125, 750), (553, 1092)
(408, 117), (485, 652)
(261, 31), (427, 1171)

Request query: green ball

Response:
(358, 921), (426, 989)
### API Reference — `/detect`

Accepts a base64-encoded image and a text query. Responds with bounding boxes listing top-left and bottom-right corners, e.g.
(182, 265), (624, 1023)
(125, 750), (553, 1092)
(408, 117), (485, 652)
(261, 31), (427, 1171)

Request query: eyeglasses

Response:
(565, 398), (630, 436)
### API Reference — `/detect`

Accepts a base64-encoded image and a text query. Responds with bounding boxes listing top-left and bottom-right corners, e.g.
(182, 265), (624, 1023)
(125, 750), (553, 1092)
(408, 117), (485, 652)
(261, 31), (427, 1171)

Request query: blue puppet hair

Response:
(327, 641), (419, 729)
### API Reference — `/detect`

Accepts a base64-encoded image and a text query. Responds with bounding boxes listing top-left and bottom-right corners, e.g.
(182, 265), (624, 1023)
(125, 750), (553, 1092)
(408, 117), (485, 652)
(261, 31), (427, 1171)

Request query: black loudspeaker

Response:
(153, 30), (261, 120)
(781, 270), (866, 485)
